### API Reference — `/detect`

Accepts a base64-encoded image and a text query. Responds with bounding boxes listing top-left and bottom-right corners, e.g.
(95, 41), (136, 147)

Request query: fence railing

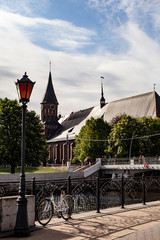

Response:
(1, 174), (160, 215)
(101, 157), (160, 165)
(34, 174), (160, 213)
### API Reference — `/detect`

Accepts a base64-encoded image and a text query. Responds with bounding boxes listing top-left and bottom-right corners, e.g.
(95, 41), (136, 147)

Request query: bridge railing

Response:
(101, 157), (160, 165)
(1, 173), (160, 217)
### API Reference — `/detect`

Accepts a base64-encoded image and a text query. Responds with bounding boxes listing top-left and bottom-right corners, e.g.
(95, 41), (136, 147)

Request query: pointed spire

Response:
(101, 76), (104, 98)
(100, 76), (105, 108)
(42, 66), (58, 104)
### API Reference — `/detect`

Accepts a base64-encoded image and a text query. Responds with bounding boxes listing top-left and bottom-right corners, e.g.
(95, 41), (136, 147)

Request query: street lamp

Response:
(14, 72), (35, 237)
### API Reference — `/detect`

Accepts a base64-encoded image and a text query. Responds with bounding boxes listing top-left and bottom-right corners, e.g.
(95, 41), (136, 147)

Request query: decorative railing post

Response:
(121, 174), (125, 208)
(32, 177), (36, 196)
(67, 175), (71, 195)
(96, 173), (100, 213)
(142, 173), (146, 205)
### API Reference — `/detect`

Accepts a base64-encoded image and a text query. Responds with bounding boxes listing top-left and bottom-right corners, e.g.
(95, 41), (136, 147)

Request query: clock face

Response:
(50, 104), (55, 110)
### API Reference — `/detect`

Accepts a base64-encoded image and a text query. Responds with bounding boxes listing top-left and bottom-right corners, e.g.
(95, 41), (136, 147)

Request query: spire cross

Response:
(49, 61), (51, 72)
(154, 83), (156, 91)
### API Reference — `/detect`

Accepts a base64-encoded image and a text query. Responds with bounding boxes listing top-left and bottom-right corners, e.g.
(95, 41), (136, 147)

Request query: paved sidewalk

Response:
(2, 201), (160, 240)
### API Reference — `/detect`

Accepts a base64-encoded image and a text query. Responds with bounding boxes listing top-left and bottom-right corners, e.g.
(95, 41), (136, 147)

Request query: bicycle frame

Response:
(37, 187), (74, 225)
(50, 194), (64, 216)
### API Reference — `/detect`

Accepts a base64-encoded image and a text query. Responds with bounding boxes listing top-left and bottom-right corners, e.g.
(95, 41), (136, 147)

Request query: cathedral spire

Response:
(41, 66), (59, 139)
(42, 68), (58, 104)
(100, 76), (105, 108)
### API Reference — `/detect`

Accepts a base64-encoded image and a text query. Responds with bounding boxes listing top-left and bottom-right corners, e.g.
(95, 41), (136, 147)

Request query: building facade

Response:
(41, 72), (160, 165)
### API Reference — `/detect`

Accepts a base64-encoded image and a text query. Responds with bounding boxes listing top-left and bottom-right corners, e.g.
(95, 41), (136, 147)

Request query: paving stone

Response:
(2, 201), (160, 240)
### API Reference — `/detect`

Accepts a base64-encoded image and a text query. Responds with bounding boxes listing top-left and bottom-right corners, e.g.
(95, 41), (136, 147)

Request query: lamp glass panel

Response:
(26, 82), (34, 99)
(16, 82), (21, 100)
(19, 82), (28, 100)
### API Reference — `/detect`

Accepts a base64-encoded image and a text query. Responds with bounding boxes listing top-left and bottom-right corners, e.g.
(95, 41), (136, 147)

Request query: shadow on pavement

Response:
(1, 228), (74, 240)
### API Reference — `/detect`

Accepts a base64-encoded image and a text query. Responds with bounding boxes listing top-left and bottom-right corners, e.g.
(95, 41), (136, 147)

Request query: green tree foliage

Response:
(72, 114), (160, 162)
(138, 117), (160, 156)
(105, 115), (139, 158)
(72, 117), (111, 163)
(106, 115), (160, 158)
(0, 98), (48, 173)
(25, 110), (48, 167)
(0, 98), (21, 173)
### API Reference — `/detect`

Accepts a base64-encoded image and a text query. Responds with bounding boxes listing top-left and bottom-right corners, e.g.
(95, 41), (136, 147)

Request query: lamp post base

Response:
(14, 196), (30, 237)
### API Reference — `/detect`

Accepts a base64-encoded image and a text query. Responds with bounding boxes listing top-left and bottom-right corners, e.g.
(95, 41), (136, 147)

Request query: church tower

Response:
(41, 69), (60, 139)
(100, 76), (105, 108)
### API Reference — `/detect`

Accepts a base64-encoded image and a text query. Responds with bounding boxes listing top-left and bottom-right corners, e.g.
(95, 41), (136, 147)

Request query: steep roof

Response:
(48, 91), (160, 143)
(48, 107), (93, 142)
(42, 72), (58, 104)
(103, 91), (160, 122)
(61, 107), (93, 129)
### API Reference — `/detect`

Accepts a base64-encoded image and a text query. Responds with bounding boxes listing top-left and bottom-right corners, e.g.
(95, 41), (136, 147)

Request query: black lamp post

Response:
(14, 72), (35, 237)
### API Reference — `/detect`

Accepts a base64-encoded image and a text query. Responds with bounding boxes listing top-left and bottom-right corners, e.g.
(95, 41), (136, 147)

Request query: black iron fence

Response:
(1, 174), (160, 215)
(31, 174), (160, 214)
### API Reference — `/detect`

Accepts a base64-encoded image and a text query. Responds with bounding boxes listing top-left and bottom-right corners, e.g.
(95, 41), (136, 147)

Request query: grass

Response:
(0, 166), (67, 174)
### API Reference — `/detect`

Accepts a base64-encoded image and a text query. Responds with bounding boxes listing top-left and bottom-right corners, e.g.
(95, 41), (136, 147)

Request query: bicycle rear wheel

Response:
(61, 195), (74, 220)
(37, 198), (53, 225)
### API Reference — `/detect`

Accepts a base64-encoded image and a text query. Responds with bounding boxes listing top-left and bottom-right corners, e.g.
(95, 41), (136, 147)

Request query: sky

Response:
(0, 0), (160, 117)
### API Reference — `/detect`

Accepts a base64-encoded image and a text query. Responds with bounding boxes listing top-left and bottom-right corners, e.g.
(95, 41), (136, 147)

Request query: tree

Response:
(105, 115), (139, 158)
(25, 110), (48, 167)
(138, 117), (160, 156)
(0, 98), (48, 173)
(72, 117), (111, 163)
(0, 98), (21, 173)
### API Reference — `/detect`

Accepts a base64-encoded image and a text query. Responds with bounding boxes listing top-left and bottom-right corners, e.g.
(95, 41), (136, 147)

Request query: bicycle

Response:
(37, 186), (74, 226)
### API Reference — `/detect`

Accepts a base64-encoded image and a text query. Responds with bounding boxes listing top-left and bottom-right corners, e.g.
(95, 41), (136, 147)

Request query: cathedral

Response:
(41, 71), (160, 165)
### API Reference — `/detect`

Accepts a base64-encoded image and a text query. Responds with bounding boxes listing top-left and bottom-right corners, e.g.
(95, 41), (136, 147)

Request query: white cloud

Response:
(0, 10), (96, 52)
(0, 10), (97, 115)
(87, 0), (160, 31)
(97, 22), (160, 97)
(0, 0), (50, 15)
(0, 2), (160, 118)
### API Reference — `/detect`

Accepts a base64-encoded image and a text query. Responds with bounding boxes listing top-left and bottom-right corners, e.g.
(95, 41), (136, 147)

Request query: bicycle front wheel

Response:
(61, 195), (74, 220)
(37, 198), (53, 225)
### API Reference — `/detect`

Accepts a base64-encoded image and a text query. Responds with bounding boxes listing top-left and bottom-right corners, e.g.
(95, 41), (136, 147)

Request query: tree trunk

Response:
(11, 164), (15, 174)
(43, 160), (46, 166)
